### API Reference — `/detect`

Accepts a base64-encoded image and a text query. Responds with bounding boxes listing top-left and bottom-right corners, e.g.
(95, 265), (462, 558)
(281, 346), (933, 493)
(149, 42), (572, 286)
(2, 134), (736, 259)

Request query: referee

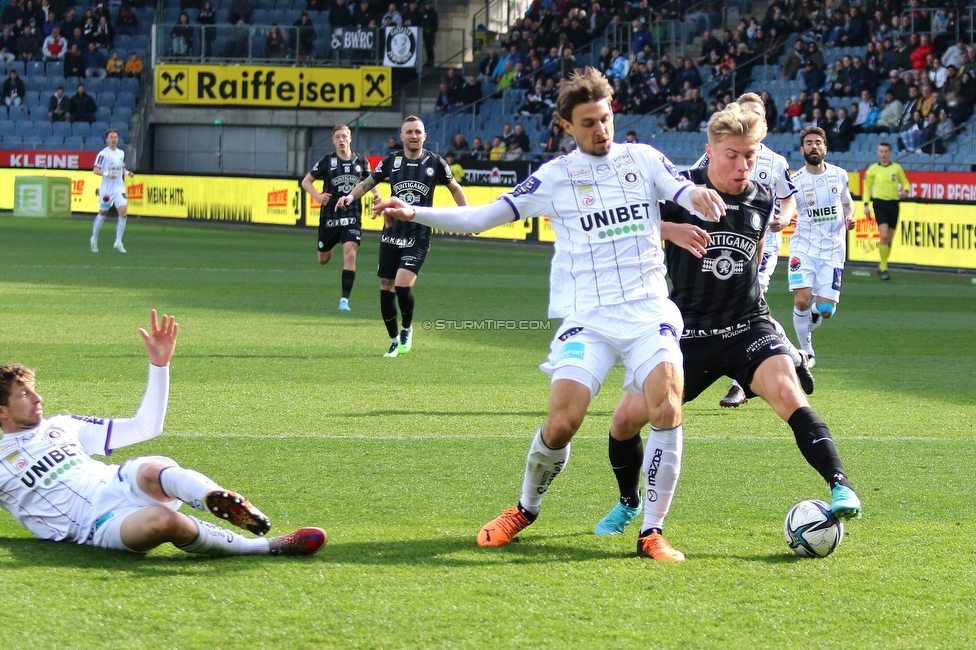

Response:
(337, 115), (467, 357)
(862, 142), (910, 281)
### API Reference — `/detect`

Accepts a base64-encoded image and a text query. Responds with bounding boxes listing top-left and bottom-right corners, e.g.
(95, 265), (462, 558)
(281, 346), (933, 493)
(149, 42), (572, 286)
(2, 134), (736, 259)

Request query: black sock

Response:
(609, 431), (643, 508)
(380, 291), (399, 339)
(788, 407), (851, 489)
(395, 286), (415, 330)
(516, 501), (538, 523)
(341, 270), (355, 299)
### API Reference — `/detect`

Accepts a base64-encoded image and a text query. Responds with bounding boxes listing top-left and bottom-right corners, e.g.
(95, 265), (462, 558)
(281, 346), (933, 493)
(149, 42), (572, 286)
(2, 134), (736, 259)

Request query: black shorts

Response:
(377, 240), (430, 279)
(680, 317), (788, 402)
(318, 218), (362, 252)
(872, 199), (900, 229)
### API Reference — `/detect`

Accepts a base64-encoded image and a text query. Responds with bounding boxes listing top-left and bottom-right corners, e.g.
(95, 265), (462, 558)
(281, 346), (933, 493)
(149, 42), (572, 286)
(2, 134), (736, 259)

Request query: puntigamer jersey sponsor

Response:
(501, 142), (694, 319)
(0, 415), (117, 543)
(95, 147), (127, 194)
(309, 152), (372, 224)
(370, 149), (453, 246)
(791, 162), (851, 263)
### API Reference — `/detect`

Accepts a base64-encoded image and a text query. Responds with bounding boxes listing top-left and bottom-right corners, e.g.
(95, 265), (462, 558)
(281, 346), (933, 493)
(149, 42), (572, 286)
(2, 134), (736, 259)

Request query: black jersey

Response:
(369, 148), (454, 246)
(308, 151), (372, 220)
(663, 166), (775, 332)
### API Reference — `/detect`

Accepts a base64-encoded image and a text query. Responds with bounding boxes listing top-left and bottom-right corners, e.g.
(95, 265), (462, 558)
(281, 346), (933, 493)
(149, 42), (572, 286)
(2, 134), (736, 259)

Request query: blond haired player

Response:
(91, 129), (133, 254)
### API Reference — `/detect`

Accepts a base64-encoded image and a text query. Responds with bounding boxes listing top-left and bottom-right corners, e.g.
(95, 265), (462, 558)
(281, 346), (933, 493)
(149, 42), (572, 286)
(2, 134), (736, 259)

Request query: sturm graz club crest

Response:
(386, 27), (416, 66)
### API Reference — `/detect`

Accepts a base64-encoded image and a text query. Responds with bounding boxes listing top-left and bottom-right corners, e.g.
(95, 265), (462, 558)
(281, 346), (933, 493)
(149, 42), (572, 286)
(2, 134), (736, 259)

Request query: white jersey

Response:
(502, 142), (694, 319)
(95, 147), (127, 195)
(790, 162), (852, 263)
(693, 143), (796, 254)
(0, 415), (118, 543)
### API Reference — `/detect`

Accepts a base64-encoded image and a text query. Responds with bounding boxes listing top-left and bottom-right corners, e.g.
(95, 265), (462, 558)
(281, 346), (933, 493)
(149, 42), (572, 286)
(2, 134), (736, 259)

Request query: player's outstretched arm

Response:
(684, 187), (726, 222)
(662, 222), (712, 258)
(375, 196), (516, 234)
(139, 309), (179, 367)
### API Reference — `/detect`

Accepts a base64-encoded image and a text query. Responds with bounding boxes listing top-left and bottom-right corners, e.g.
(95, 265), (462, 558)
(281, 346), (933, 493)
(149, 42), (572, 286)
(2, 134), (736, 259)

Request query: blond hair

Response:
(706, 102), (767, 145)
(556, 67), (613, 122)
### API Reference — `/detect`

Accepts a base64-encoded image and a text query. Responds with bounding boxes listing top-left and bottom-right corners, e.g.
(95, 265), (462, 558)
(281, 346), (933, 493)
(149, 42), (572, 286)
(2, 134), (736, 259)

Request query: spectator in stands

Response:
(928, 55), (947, 91)
(68, 83), (96, 123)
(228, 0), (252, 24)
(899, 109), (922, 151)
(936, 107), (956, 144)
(781, 94), (803, 132)
(115, 3), (138, 38)
(420, 0), (438, 67)
(381, 3), (402, 28)
(124, 51), (142, 77)
(854, 88), (874, 129)
(60, 7), (80, 38)
(959, 71), (976, 108)
(170, 12), (193, 57)
(400, 0), (421, 27)
(223, 18), (249, 58)
(48, 85), (70, 121)
(292, 12), (316, 60)
(911, 34), (934, 71)
(828, 106), (854, 151)
(465, 137), (485, 161)
(488, 135), (506, 161)
(511, 123), (531, 152)
(41, 24), (65, 60)
(385, 136), (399, 154)
(918, 83), (936, 118)
(942, 38), (966, 70)
(84, 40), (107, 77)
(588, 2), (610, 41)
(841, 6), (868, 47)
(478, 47), (499, 82)
(41, 10), (59, 38)
(2, 70), (25, 107)
(443, 151), (464, 183)
(265, 23), (286, 59)
(919, 111), (945, 154)
(760, 89), (777, 126)
(0, 25), (16, 64)
(456, 74), (482, 111)
(15, 25), (39, 62)
(67, 25), (87, 51)
(433, 82), (453, 113)
(196, 2), (216, 57)
(606, 47), (628, 81)
(63, 42), (83, 76)
(847, 55), (873, 96)
(22, 0), (43, 26)
(630, 19), (652, 56)
(698, 30), (721, 66)
(446, 132), (469, 158)
(91, 14), (113, 50)
(329, 0), (353, 31)
(781, 39), (805, 80)
(500, 139), (524, 161)
(1, 0), (24, 28)
(869, 91), (902, 134)
(352, 0), (378, 28)
(105, 49), (124, 76)
(801, 60), (825, 94)
(494, 59), (517, 95)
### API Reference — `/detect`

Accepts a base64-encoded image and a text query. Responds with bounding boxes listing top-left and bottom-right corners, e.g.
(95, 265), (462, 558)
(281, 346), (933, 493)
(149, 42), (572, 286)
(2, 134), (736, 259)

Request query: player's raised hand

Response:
(139, 309), (179, 368)
(662, 222), (712, 258)
(688, 187), (726, 222)
(374, 196), (416, 222)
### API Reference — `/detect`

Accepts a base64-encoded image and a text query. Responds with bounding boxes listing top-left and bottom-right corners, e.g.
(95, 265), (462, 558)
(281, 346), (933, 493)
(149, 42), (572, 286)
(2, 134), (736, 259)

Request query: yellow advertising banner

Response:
(0, 168), (100, 212)
(155, 64), (392, 108)
(126, 175), (301, 224)
(848, 201), (976, 269)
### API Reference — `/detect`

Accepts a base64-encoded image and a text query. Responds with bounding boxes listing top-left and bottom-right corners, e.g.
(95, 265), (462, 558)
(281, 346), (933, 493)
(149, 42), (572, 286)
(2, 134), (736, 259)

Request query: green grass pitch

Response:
(1, 214), (974, 649)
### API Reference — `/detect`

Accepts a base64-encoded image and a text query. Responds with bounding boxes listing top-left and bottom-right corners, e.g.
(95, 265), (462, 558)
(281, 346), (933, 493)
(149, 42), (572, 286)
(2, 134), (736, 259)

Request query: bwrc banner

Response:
(0, 150), (98, 169)
(155, 64), (392, 108)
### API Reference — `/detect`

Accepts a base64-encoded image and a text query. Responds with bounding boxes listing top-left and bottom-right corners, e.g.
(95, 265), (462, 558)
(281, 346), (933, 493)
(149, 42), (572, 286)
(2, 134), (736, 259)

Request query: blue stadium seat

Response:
(7, 61), (24, 76)
(96, 92), (117, 109)
(115, 35), (133, 50)
(65, 76), (82, 90)
(45, 61), (64, 77)
(26, 61), (44, 77)
(94, 106), (112, 122)
(84, 78), (104, 94)
(102, 77), (121, 94)
(62, 135), (85, 150)
(116, 91), (136, 110)
(251, 9), (271, 23)
(1, 135), (22, 148)
(22, 135), (43, 149)
(8, 105), (29, 121)
(72, 121), (91, 138)
(163, 7), (181, 22)
(84, 137), (104, 151)
(42, 135), (65, 148)
(91, 120), (110, 136)
(32, 121), (52, 136)
(45, 76), (67, 92)
(131, 35), (149, 52)
(121, 77), (139, 94)
(23, 90), (39, 107)
(14, 121), (34, 136)
(0, 120), (15, 136)
(52, 121), (72, 137)
(109, 122), (129, 139)
(112, 107), (132, 124)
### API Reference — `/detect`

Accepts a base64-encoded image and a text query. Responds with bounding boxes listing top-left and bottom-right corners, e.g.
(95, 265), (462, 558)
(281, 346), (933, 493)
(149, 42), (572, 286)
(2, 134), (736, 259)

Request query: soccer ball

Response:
(784, 499), (844, 558)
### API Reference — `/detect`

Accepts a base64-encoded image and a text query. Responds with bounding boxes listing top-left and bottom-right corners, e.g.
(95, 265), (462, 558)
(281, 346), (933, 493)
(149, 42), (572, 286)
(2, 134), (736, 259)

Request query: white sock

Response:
(640, 425), (683, 533)
(92, 213), (106, 238)
(793, 307), (813, 354)
(159, 465), (221, 512)
(519, 427), (570, 515)
(771, 317), (802, 365)
(115, 216), (127, 244)
(176, 516), (270, 556)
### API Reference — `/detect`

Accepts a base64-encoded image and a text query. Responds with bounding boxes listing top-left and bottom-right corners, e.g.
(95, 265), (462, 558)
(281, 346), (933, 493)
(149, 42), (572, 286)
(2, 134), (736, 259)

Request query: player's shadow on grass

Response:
(333, 409), (553, 418)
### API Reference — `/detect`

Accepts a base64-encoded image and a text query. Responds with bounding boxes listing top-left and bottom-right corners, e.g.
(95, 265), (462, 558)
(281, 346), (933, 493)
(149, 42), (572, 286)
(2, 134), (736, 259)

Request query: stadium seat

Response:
(45, 61), (64, 77)
(65, 76), (82, 90)
(7, 61), (24, 76)
(52, 121), (72, 138)
(14, 121), (34, 136)
(94, 106), (112, 122)
(32, 121), (52, 136)
(112, 107), (132, 124)
(45, 76), (67, 92)
(23, 90), (39, 107)
(102, 78), (121, 94)
(72, 121), (91, 138)
(22, 135), (43, 149)
(91, 120), (110, 136)
(109, 122), (129, 139)
(1, 135), (22, 148)
(96, 92), (117, 109)
(26, 61), (44, 77)
(163, 7), (180, 22)
(42, 134), (64, 148)
(115, 34), (132, 50)
(85, 78), (104, 94)
(8, 105), (29, 121)
(116, 92), (136, 111)
(121, 77), (139, 94)
(0, 121), (15, 136)
(131, 35), (149, 52)
(84, 137), (104, 151)
(62, 135), (84, 150)
(251, 9), (271, 23)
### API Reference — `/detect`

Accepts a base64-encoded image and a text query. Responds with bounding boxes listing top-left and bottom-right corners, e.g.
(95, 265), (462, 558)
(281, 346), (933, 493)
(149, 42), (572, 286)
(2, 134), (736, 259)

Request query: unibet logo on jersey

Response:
(578, 203), (653, 240)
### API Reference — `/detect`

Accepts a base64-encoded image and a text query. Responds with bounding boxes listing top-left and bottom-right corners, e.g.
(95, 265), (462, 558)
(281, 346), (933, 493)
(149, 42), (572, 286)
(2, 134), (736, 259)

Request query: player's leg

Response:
(338, 233), (359, 310)
(749, 355), (860, 519)
(113, 196), (128, 253)
(876, 201), (897, 280)
(394, 243), (428, 354)
(91, 193), (112, 252)
(792, 285), (815, 361)
(377, 243), (401, 356)
(595, 391), (648, 535)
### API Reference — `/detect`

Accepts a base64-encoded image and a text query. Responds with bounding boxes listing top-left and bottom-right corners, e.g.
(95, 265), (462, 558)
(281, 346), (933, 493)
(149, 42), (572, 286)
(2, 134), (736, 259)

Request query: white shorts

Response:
(540, 297), (684, 399)
(86, 456), (181, 552)
(758, 230), (782, 293)
(99, 185), (128, 211)
(787, 252), (844, 303)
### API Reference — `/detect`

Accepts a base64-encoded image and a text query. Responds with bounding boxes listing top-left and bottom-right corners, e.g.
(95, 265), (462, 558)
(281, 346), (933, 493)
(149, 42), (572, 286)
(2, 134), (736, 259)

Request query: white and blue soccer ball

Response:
(784, 499), (844, 558)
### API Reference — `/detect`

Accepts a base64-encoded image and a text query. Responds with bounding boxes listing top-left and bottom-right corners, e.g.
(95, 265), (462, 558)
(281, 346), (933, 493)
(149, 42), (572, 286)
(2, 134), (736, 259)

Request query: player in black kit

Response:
(302, 124), (380, 311)
(338, 115), (467, 357)
(593, 104), (861, 540)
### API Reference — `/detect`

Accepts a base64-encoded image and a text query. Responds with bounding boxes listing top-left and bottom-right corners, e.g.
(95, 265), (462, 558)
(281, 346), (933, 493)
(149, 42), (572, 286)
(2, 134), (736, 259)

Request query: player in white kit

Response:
(689, 93), (813, 409)
(375, 68), (727, 561)
(789, 126), (855, 366)
(91, 129), (133, 254)
(0, 310), (326, 557)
